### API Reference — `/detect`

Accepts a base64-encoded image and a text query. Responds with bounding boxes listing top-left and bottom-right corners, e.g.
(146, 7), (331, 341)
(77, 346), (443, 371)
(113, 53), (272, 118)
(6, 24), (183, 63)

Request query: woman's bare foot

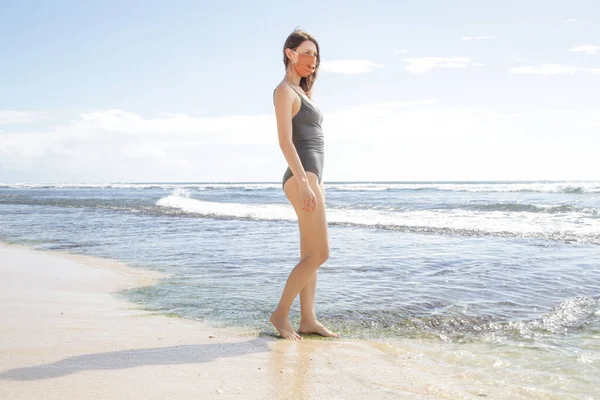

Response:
(299, 320), (340, 338)
(270, 311), (303, 340)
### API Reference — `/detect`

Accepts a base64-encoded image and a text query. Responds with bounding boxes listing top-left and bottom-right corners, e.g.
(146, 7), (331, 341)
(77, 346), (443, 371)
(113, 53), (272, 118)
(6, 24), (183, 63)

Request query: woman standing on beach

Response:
(270, 29), (339, 340)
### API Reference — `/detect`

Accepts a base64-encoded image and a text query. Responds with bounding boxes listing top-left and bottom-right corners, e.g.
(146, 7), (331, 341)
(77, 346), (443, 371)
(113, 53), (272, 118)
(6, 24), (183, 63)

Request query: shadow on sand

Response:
(0, 337), (271, 381)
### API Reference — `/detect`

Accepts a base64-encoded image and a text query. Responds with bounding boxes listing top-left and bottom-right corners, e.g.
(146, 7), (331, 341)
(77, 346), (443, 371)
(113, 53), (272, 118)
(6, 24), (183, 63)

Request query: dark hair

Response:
(283, 29), (320, 97)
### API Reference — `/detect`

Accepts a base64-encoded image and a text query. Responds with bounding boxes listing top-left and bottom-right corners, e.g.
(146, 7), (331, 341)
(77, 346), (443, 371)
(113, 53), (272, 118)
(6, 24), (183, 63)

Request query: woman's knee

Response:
(305, 248), (329, 267)
(318, 249), (330, 265)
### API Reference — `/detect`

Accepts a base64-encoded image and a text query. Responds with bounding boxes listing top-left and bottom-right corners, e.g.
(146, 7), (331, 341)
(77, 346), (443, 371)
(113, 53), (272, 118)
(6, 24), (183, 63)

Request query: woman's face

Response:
(287, 40), (318, 63)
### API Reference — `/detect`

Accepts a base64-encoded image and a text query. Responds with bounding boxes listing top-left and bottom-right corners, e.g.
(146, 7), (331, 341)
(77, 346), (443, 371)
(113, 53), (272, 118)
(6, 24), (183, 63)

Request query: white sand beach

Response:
(0, 242), (549, 399)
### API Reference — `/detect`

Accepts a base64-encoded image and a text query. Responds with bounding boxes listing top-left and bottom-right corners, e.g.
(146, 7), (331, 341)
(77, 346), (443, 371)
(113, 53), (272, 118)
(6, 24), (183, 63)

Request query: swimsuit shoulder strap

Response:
(273, 84), (302, 102)
(286, 84), (304, 99)
(273, 84), (306, 106)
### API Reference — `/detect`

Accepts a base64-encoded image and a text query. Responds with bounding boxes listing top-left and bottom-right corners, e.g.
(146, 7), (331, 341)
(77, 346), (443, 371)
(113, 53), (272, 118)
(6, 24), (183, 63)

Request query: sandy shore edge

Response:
(0, 241), (498, 399)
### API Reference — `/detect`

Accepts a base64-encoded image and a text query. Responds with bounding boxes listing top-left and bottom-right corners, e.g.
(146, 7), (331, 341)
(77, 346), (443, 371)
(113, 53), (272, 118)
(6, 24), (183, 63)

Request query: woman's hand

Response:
(298, 180), (317, 212)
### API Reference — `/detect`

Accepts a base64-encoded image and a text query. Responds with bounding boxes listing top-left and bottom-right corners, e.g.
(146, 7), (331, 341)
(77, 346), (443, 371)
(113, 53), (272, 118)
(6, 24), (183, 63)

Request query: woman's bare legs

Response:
(270, 172), (332, 340)
(298, 180), (339, 337)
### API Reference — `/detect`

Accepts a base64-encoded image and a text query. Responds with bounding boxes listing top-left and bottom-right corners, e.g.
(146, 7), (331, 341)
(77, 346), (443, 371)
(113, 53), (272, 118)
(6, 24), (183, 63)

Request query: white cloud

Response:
(508, 56), (524, 62)
(565, 18), (586, 24)
(322, 104), (599, 181)
(394, 48), (408, 54)
(477, 112), (530, 119)
(319, 60), (384, 74)
(70, 109), (275, 141)
(510, 64), (600, 75)
(510, 64), (578, 75)
(375, 98), (440, 108)
(570, 45), (600, 55)
(401, 57), (482, 74)
(0, 109), (278, 181)
(2, 102), (599, 182)
(462, 36), (496, 41)
(325, 99), (440, 120)
(0, 111), (47, 125)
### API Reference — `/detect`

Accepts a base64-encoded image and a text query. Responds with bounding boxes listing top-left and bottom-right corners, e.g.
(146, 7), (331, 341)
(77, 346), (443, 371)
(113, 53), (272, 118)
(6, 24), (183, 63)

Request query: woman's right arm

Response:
(274, 85), (317, 212)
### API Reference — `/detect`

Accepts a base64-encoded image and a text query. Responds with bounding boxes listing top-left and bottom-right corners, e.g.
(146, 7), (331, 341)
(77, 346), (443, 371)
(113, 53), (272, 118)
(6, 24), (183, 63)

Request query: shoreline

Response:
(0, 241), (554, 399)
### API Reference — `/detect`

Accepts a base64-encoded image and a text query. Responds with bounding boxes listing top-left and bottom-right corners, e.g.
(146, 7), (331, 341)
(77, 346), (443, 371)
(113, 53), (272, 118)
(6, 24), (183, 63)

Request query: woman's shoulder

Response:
(273, 82), (297, 104)
(274, 82), (295, 95)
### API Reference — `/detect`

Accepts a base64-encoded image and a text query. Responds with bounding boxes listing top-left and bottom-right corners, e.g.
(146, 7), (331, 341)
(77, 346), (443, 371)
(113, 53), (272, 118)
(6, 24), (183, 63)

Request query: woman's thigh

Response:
(283, 172), (329, 259)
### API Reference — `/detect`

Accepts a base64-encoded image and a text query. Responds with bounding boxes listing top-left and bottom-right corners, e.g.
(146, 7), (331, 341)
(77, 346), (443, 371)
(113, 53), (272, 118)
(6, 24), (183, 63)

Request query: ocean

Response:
(1, 180), (599, 398)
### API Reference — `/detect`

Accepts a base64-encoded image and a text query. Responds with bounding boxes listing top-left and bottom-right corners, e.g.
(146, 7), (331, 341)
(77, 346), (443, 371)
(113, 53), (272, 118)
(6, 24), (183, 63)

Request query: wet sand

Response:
(0, 242), (522, 399)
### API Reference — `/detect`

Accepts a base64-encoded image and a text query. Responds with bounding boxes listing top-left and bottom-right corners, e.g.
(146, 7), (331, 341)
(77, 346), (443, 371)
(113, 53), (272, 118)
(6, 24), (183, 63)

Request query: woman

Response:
(270, 29), (339, 340)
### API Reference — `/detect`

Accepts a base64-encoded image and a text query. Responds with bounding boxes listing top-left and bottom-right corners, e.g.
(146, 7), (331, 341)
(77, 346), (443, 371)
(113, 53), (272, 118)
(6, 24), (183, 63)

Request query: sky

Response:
(0, 0), (599, 183)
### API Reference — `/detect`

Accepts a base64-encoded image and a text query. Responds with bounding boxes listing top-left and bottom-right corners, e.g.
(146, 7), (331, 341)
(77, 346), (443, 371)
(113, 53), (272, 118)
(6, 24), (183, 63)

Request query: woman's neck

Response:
(285, 67), (301, 86)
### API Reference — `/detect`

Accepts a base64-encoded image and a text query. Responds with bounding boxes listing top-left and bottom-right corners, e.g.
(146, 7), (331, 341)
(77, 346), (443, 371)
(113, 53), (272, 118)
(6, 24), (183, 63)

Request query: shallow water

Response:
(1, 180), (599, 397)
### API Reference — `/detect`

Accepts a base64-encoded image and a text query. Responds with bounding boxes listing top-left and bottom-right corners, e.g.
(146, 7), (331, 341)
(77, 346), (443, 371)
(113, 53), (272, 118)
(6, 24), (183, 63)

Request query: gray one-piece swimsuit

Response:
(279, 85), (324, 190)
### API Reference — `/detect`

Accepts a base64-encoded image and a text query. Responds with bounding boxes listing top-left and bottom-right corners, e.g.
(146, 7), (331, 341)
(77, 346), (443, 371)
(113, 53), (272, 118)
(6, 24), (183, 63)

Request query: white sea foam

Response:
(155, 191), (600, 242)
(156, 195), (295, 221)
(327, 181), (600, 193)
(2, 181), (599, 193)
